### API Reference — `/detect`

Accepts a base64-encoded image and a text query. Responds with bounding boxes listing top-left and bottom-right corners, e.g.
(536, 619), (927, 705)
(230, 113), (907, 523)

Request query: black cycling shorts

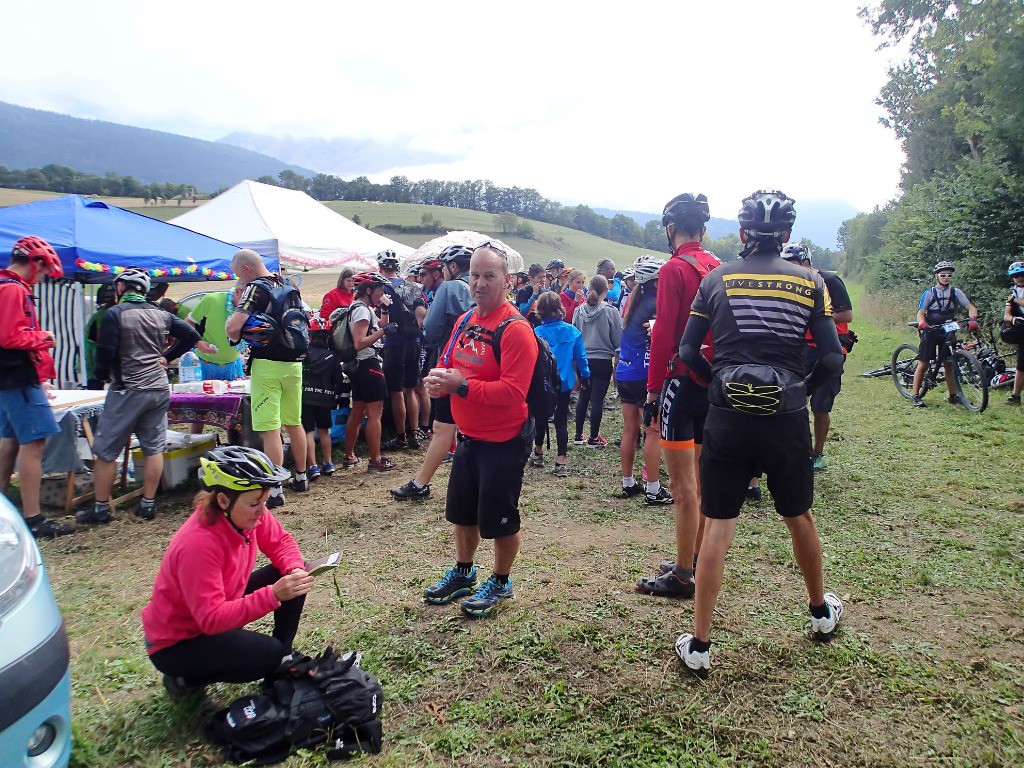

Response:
(615, 378), (647, 407)
(916, 328), (951, 363)
(431, 394), (454, 425)
(700, 406), (813, 520)
(301, 404), (333, 432)
(659, 376), (708, 448)
(383, 341), (421, 391)
(445, 426), (530, 539)
(350, 356), (388, 404)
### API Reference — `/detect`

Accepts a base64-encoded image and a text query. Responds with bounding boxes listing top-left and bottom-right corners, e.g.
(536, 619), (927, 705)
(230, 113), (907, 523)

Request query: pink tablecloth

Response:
(168, 393), (247, 432)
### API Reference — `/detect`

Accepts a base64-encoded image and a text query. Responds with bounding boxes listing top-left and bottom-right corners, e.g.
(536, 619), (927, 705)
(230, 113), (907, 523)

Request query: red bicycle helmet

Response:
(352, 271), (387, 292)
(308, 314), (329, 333)
(421, 258), (444, 272)
(12, 236), (63, 279)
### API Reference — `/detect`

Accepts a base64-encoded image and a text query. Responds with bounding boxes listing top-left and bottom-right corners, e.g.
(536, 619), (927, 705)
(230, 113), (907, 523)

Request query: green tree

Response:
(496, 211), (519, 234)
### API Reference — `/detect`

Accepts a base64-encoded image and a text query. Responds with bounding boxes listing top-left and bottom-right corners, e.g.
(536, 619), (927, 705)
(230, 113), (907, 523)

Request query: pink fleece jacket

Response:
(141, 507), (305, 655)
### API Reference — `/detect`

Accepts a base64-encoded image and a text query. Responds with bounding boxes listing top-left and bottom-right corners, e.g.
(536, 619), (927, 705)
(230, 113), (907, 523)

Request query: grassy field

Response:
(34, 282), (1023, 767)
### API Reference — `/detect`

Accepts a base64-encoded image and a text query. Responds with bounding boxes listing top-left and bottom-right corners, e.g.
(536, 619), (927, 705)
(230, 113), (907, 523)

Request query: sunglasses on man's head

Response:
(474, 240), (508, 256)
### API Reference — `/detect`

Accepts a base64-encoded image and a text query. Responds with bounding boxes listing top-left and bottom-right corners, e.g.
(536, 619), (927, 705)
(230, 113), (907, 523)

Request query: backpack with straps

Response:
(328, 302), (361, 363)
(384, 280), (425, 340)
(493, 317), (561, 420)
(206, 647), (383, 766)
(250, 277), (309, 361)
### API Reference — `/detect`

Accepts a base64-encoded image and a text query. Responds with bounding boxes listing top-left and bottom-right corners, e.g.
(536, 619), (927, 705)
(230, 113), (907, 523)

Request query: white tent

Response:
(403, 231), (524, 273)
(171, 180), (413, 271)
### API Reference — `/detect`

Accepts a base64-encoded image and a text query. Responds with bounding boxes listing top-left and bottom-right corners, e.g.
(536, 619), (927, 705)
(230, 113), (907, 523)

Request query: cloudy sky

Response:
(3, 0), (905, 217)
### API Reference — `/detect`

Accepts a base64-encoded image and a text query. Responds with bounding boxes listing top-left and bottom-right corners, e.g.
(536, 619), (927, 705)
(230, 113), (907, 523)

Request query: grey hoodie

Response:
(572, 301), (621, 360)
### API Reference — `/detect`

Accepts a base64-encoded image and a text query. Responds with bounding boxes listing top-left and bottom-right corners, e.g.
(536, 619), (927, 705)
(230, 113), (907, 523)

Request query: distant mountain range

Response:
(0, 101), (316, 191)
(594, 199), (858, 251)
(218, 132), (457, 178)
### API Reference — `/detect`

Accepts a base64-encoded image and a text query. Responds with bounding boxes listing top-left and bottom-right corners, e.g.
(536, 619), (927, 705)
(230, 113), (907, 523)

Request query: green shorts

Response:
(250, 359), (303, 432)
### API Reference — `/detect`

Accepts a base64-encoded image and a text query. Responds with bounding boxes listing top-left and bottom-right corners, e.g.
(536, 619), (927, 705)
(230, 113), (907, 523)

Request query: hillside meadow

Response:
(30, 281), (1023, 767)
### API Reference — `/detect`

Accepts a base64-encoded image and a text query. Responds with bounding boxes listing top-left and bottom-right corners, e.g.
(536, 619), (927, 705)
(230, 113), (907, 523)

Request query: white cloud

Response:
(0, 0), (905, 215)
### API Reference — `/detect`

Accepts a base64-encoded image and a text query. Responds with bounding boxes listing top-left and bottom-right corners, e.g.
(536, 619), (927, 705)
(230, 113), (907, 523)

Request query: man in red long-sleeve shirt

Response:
(638, 194), (720, 599)
(421, 243), (538, 618)
(0, 236), (76, 538)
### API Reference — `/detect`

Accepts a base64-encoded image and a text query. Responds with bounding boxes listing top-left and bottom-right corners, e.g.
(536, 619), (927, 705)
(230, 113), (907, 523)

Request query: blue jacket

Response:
(616, 290), (655, 382)
(535, 319), (590, 392)
(423, 275), (473, 346)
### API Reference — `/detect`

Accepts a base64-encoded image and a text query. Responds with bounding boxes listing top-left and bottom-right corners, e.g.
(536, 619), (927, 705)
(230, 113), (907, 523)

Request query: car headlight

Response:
(0, 502), (39, 619)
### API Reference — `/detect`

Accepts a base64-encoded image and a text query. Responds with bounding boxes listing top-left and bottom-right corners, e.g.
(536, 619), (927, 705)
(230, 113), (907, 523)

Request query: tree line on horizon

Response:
(0, 163), (195, 204)
(838, 0), (1024, 317)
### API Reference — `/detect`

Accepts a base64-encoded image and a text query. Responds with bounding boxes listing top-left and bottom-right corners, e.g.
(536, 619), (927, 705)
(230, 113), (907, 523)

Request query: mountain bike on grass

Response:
(891, 320), (988, 412)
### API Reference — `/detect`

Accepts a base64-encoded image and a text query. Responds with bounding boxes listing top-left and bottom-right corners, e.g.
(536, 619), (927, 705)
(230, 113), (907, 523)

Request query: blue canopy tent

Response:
(0, 194), (277, 282)
(0, 195), (277, 384)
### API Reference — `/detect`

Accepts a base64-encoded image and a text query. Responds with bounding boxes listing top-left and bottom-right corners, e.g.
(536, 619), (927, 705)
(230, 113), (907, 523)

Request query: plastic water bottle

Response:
(179, 350), (202, 383)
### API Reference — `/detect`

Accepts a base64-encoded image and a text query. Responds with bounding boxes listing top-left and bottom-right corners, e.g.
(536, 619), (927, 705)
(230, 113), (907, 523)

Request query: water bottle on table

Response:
(179, 350), (202, 383)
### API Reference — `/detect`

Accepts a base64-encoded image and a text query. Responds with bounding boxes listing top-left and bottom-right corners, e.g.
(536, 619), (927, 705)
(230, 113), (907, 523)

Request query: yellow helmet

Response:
(199, 446), (290, 492)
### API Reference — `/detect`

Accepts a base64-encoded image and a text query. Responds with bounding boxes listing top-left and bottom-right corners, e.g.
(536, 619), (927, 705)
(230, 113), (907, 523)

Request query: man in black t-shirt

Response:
(781, 245), (853, 470)
(672, 191), (846, 676)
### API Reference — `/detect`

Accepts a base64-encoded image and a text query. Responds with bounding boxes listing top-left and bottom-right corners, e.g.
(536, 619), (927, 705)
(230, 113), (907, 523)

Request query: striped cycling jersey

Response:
(690, 253), (831, 377)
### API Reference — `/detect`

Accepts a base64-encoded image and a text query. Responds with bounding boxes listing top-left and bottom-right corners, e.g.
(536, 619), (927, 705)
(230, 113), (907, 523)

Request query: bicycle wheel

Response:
(952, 349), (988, 413)
(891, 344), (919, 400)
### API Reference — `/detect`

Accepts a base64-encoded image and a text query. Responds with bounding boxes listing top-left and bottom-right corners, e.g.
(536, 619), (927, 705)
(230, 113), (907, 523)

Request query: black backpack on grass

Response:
(207, 647), (383, 765)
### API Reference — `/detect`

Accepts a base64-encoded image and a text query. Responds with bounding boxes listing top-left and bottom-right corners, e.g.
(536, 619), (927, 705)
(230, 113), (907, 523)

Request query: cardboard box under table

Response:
(132, 432), (218, 491)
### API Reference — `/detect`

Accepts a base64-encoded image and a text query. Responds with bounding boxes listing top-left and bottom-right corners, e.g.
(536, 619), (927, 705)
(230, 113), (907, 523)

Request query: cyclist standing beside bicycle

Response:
(1000, 261), (1024, 405)
(911, 262), (979, 408)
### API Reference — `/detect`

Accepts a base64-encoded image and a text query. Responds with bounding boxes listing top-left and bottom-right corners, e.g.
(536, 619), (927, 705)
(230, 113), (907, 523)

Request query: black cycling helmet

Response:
(662, 193), (711, 229)
(439, 244), (474, 266)
(738, 190), (796, 238)
(782, 244), (810, 263)
(546, 258), (564, 271)
(933, 261), (955, 275)
(199, 446), (291, 493)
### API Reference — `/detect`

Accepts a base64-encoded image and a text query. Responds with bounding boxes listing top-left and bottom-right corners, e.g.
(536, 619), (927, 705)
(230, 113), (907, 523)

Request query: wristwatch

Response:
(456, 380), (469, 398)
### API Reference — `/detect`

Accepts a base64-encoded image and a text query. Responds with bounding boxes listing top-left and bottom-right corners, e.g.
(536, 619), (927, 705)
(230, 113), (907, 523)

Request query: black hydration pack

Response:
(207, 647), (383, 765)
(250, 277), (309, 362)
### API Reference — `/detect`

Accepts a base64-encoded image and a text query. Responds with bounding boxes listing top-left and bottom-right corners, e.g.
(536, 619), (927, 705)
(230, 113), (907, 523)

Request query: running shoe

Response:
(367, 457), (398, 473)
(320, 461), (336, 476)
(637, 570), (694, 598)
(529, 452), (545, 468)
(163, 674), (206, 700)
(28, 516), (76, 539)
(1007, 394), (1022, 405)
(621, 481), (643, 499)
(947, 394), (960, 405)
(390, 480), (431, 500)
(342, 456), (361, 469)
(407, 434), (421, 450)
(76, 504), (111, 525)
(644, 487), (673, 505)
(423, 566), (477, 605)
(573, 436), (586, 446)
(810, 592), (844, 641)
(551, 463), (568, 478)
(382, 436), (408, 450)
(134, 498), (156, 520)
(292, 475), (310, 492)
(586, 436), (608, 448)
(416, 427), (432, 441)
(812, 454), (828, 471)
(442, 451), (455, 463)
(266, 492), (286, 509)
(911, 395), (926, 408)
(745, 485), (762, 502)
(674, 633), (710, 677)
(307, 464), (321, 481)
(460, 575), (514, 617)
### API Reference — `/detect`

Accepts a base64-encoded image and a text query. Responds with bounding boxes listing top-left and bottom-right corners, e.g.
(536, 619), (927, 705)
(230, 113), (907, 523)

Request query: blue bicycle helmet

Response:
(240, 313), (276, 347)
(1007, 261), (1024, 277)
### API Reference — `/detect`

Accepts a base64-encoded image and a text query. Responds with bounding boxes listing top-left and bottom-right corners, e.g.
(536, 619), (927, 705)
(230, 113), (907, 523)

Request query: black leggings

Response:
(148, 565), (305, 686)
(575, 358), (613, 440)
(535, 390), (571, 456)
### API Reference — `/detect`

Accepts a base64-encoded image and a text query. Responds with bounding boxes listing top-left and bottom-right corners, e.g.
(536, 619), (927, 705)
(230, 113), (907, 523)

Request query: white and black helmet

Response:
(114, 267), (152, 294)
(782, 244), (810, 263)
(633, 257), (665, 285)
(932, 261), (955, 275)
(439, 244), (474, 265)
(376, 250), (399, 269)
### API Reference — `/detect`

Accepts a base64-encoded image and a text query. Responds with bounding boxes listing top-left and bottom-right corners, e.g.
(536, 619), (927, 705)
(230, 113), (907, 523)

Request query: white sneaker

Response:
(674, 633), (710, 675)
(810, 592), (844, 640)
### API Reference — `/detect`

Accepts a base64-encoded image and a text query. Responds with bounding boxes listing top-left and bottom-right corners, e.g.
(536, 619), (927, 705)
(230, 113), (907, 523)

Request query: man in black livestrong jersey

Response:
(672, 190), (846, 676)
